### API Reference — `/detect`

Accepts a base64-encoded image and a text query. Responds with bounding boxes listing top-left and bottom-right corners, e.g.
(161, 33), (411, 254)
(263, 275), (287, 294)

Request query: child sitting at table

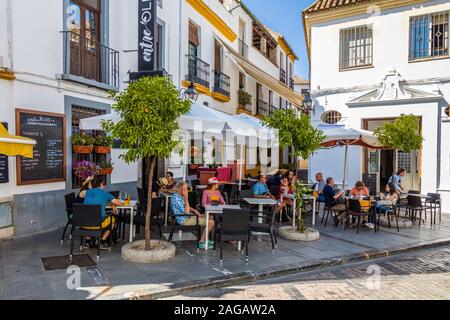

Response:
(202, 178), (226, 207)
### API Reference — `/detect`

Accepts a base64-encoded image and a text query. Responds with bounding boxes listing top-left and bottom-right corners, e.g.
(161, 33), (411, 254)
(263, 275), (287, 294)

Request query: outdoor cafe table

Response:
(204, 205), (242, 251)
(108, 200), (138, 243)
(281, 194), (317, 227)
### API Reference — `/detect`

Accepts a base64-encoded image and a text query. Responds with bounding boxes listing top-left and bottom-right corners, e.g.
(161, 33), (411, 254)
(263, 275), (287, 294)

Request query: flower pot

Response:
(72, 145), (94, 154)
(99, 168), (113, 175)
(94, 146), (111, 154)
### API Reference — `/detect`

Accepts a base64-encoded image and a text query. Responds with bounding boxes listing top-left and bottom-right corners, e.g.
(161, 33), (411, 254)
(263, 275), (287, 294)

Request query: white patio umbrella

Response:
(79, 103), (227, 133)
(320, 124), (385, 190)
(79, 104), (268, 182)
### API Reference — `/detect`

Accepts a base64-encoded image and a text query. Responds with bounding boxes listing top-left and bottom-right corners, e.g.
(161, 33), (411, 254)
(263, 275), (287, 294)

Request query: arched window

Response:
(321, 110), (343, 124)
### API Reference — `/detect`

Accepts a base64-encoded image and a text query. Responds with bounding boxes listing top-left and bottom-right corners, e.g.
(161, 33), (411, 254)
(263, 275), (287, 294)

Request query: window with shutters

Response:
(339, 25), (373, 70)
(409, 12), (449, 61)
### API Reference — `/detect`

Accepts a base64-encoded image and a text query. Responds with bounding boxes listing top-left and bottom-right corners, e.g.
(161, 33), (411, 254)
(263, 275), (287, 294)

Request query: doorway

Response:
(363, 118), (421, 193)
(380, 149), (394, 189)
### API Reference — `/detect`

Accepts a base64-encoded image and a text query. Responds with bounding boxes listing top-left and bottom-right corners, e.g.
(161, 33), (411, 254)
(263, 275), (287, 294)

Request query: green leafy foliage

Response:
(102, 76), (192, 164)
(238, 89), (252, 106)
(71, 134), (94, 146)
(94, 135), (113, 147)
(292, 180), (314, 233)
(102, 76), (191, 250)
(374, 114), (423, 153)
(99, 160), (113, 169)
(261, 109), (326, 160)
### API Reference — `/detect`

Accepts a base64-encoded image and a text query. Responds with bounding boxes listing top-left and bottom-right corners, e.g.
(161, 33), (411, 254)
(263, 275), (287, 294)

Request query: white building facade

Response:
(0, 0), (300, 237)
(303, 0), (450, 212)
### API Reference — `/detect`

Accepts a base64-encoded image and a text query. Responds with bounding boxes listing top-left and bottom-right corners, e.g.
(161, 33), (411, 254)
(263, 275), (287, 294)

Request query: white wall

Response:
(308, 0), (450, 205)
(310, 0), (450, 91)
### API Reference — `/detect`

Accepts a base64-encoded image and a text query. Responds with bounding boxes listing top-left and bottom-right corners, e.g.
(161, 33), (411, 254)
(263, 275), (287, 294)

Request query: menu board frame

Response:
(0, 122), (9, 184)
(15, 109), (66, 186)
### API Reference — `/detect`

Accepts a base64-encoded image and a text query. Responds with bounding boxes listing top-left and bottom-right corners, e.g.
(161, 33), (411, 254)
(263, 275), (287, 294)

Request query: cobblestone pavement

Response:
(167, 247), (450, 300)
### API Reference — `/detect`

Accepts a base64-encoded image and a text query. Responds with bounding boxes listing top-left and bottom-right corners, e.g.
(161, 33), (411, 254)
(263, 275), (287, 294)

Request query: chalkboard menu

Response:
(363, 173), (378, 196)
(0, 122), (8, 183)
(16, 109), (66, 185)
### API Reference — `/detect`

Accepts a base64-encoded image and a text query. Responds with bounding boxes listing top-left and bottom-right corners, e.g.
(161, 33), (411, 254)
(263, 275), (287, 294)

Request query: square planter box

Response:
(99, 168), (113, 175)
(73, 145), (94, 154)
(94, 146), (111, 154)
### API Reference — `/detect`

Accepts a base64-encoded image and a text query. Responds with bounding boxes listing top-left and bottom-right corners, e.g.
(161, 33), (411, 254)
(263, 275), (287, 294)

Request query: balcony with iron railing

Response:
(280, 69), (286, 84)
(289, 77), (294, 89)
(238, 38), (249, 58)
(61, 31), (119, 91)
(213, 71), (231, 97)
(186, 54), (210, 89)
(257, 99), (269, 116)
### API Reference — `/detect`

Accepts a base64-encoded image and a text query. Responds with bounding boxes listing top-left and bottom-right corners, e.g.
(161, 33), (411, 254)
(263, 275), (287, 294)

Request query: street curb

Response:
(106, 236), (450, 300)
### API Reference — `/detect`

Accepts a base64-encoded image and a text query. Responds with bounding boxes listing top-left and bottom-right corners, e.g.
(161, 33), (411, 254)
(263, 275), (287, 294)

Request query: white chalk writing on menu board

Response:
(16, 110), (66, 185)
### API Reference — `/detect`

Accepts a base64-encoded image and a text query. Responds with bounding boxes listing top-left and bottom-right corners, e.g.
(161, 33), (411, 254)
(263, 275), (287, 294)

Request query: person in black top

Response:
(323, 177), (347, 226)
(75, 176), (94, 204)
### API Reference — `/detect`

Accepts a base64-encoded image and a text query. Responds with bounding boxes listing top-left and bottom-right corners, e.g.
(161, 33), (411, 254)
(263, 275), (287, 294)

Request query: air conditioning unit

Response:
(0, 56), (11, 69)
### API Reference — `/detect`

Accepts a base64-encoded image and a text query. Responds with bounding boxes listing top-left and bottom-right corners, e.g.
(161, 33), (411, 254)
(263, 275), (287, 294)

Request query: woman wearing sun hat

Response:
(75, 175), (95, 204)
(201, 178), (225, 207)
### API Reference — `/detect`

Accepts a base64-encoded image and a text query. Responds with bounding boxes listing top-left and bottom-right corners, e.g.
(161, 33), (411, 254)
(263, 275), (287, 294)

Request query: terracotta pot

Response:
(73, 145), (94, 154)
(94, 146), (111, 154)
(99, 168), (113, 175)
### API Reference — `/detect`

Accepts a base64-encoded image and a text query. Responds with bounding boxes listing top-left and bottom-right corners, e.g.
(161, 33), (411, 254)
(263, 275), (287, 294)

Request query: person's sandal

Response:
(197, 241), (205, 249)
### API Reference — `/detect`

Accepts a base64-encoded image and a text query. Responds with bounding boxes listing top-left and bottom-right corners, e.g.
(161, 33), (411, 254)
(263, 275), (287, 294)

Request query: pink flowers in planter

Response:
(72, 161), (101, 181)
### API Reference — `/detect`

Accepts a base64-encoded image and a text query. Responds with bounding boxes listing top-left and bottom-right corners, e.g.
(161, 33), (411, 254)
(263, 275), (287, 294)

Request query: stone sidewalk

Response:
(1, 213), (450, 300)
(167, 247), (450, 300)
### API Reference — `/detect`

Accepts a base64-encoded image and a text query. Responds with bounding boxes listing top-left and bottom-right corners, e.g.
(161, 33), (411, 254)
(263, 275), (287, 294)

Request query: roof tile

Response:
(305, 0), (378, 14)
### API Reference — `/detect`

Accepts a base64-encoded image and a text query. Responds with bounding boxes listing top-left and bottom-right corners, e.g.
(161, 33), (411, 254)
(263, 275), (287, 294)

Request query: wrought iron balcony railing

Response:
(186, 54), (210, 88)
(213, 71), (231, 97)
(257, 99), (269, 116)
(289, 77), (294, 89)
(62, 31), (119, 90)
(280, 69), (286, 83)
(238, 39), (249, 58)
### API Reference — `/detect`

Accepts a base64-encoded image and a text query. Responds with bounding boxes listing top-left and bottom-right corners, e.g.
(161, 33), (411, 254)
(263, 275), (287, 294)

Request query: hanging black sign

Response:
(0, 122), (9, 184)
(138, 0), (157, 72)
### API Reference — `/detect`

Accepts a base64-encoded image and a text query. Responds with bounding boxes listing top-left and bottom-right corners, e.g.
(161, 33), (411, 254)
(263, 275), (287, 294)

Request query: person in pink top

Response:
(350, 181), (370, 197)
(202, 178), (226, 207)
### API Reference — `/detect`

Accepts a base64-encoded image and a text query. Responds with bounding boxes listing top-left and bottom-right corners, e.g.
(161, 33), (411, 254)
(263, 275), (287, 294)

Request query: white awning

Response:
(218, 39), (304, 107)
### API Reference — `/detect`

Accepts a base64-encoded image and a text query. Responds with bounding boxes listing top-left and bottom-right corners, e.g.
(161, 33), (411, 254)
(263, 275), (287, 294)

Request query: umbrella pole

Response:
(343, 144), (349, 192)
(239, 144), (244, 191)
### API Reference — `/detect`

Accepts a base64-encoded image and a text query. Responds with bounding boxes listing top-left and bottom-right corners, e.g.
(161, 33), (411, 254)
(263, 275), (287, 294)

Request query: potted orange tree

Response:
(71, 134), (94, 154)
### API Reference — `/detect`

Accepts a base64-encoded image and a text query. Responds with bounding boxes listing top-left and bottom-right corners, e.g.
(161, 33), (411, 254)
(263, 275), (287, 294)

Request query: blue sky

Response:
(243, 0), (316, 79)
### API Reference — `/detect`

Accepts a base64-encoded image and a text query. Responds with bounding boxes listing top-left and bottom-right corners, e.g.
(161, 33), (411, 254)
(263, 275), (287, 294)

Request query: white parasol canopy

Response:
(319, 124), (384, 190)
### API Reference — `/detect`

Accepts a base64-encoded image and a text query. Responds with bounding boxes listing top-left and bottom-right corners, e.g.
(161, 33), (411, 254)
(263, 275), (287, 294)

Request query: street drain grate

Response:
(41, 254), (97, 271)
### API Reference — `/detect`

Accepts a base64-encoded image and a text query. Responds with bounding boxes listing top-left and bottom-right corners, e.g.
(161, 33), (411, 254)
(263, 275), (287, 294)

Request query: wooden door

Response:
(69, 0), (100, 81)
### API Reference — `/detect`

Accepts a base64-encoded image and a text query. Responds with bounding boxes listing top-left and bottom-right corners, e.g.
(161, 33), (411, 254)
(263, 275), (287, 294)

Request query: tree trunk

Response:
(145, 156), (157, 250)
